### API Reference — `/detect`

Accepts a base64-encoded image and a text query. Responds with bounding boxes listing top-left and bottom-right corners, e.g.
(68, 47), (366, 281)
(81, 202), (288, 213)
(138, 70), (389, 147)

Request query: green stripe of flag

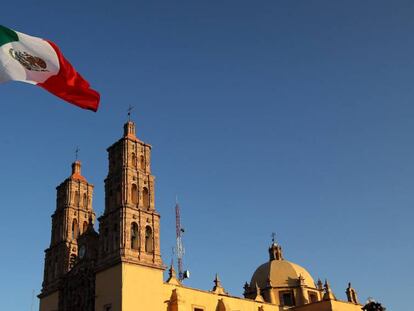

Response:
(0, 25), (18, 47)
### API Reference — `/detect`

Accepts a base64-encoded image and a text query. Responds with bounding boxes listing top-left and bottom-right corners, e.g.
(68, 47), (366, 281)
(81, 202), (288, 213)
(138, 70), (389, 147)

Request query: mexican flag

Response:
(0, 25), (99, 111)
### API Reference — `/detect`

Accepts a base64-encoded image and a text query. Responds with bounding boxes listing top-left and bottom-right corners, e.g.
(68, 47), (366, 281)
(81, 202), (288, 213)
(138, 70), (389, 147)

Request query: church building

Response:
(38, 120), (369, 311)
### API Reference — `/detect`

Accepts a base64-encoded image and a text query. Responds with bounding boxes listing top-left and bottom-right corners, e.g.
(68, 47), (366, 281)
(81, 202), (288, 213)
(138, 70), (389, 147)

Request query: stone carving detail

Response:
(59, 260), (96, 311)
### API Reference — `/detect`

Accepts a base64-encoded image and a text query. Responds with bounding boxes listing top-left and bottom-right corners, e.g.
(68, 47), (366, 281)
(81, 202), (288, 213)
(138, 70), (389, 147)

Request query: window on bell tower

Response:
(140, 155), (145, 170)
(131, 152), (137, 168)
(83, 193), (88, 208)
(145, 226), (153, 253)
(74, 191), (80, 206)
(131, 184), (138, 205)
(131, 222), (139, 250)
(143, 187), (149, 209)
(72, 219), (79, 239)
(83, 221), (88, 233)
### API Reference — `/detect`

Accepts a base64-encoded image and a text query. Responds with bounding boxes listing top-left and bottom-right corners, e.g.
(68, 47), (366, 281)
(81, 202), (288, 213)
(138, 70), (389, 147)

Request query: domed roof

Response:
(250, 259), (315, 289)
(250, 243), (315, 289)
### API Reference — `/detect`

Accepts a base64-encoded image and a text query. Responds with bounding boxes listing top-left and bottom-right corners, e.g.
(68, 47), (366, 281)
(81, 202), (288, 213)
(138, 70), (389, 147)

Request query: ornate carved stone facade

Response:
(40, 160), (95, 296)
(97, 121), (162, 271)
(58, 221), (99, 311)
(39, 120), (163, 310)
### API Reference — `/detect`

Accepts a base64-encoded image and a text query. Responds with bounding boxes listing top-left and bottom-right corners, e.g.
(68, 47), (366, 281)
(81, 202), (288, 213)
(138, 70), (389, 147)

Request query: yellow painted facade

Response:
(94, 262), (365, 311)
(39, 120), (372, 311)
(95, 265), (123, 311)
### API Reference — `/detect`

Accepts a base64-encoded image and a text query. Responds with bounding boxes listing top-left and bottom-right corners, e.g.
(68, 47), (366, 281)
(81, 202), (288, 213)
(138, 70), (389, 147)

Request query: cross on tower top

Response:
(271, 232), (276, 244)
(127, 105), (134, 121)
(75, 146), (80, 161)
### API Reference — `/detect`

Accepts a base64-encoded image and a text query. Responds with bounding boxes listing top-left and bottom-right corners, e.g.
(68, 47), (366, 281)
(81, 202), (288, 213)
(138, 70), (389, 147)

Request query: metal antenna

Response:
(175, 198), (185, 280)
(75, 146), (80, 161)
(127, 105), (134, 122)
(271, 232), (276, 244)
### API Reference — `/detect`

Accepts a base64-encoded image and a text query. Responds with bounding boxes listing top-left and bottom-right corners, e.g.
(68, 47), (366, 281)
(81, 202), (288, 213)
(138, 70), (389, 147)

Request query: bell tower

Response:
(97, 120), (163, 270)
(39, 160), (95, 296)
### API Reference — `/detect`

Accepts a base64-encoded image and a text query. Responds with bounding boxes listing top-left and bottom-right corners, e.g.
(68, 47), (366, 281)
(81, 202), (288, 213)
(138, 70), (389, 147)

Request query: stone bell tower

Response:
(97, 120), (163, 270)
(39, 160), (95, 302)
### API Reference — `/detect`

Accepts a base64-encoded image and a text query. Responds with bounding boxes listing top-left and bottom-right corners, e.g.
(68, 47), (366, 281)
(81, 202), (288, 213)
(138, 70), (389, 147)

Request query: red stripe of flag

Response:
(38, 40), (100, 112)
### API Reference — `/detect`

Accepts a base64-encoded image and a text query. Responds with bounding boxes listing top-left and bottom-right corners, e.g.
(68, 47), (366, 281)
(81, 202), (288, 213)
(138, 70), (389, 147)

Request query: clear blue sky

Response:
(1, 1), (413, 310)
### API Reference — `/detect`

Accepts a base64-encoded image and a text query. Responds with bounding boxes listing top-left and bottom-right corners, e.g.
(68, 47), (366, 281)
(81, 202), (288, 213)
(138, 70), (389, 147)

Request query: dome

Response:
(250, 259), (315, 289)
(249, 243), (315, 289)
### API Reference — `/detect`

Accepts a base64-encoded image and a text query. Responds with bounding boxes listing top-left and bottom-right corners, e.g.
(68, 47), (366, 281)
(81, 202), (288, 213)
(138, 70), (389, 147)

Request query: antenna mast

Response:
(175, 198), (185, 280)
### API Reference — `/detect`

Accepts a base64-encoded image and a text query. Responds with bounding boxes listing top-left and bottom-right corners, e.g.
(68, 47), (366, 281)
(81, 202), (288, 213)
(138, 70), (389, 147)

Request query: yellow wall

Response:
(162, 283), (278, 311)
(96, 262), (362, 311)
(121, 262), (277, 311)
(122, 263), (166, 311)
(95, 265), (122, 311)
(39, 291), (58, 311)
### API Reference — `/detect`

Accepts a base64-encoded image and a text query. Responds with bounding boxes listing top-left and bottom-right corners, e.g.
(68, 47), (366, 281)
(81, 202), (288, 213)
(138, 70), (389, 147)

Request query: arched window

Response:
(72, 219), (79, 239)
(131, 222), (139, 250)
(281, 291), (295, 307)
(131, 152), (137, 168)
(83, 193), (88, 208)
(143, 187), (149, 209)
(83, 221), (88, 233)
(308, 292), (318, 303)
(140, 155), (145, 170)
(145, 226), (153, 253)
(131, 184), (138, 205)
(74, 191), (80, 206)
